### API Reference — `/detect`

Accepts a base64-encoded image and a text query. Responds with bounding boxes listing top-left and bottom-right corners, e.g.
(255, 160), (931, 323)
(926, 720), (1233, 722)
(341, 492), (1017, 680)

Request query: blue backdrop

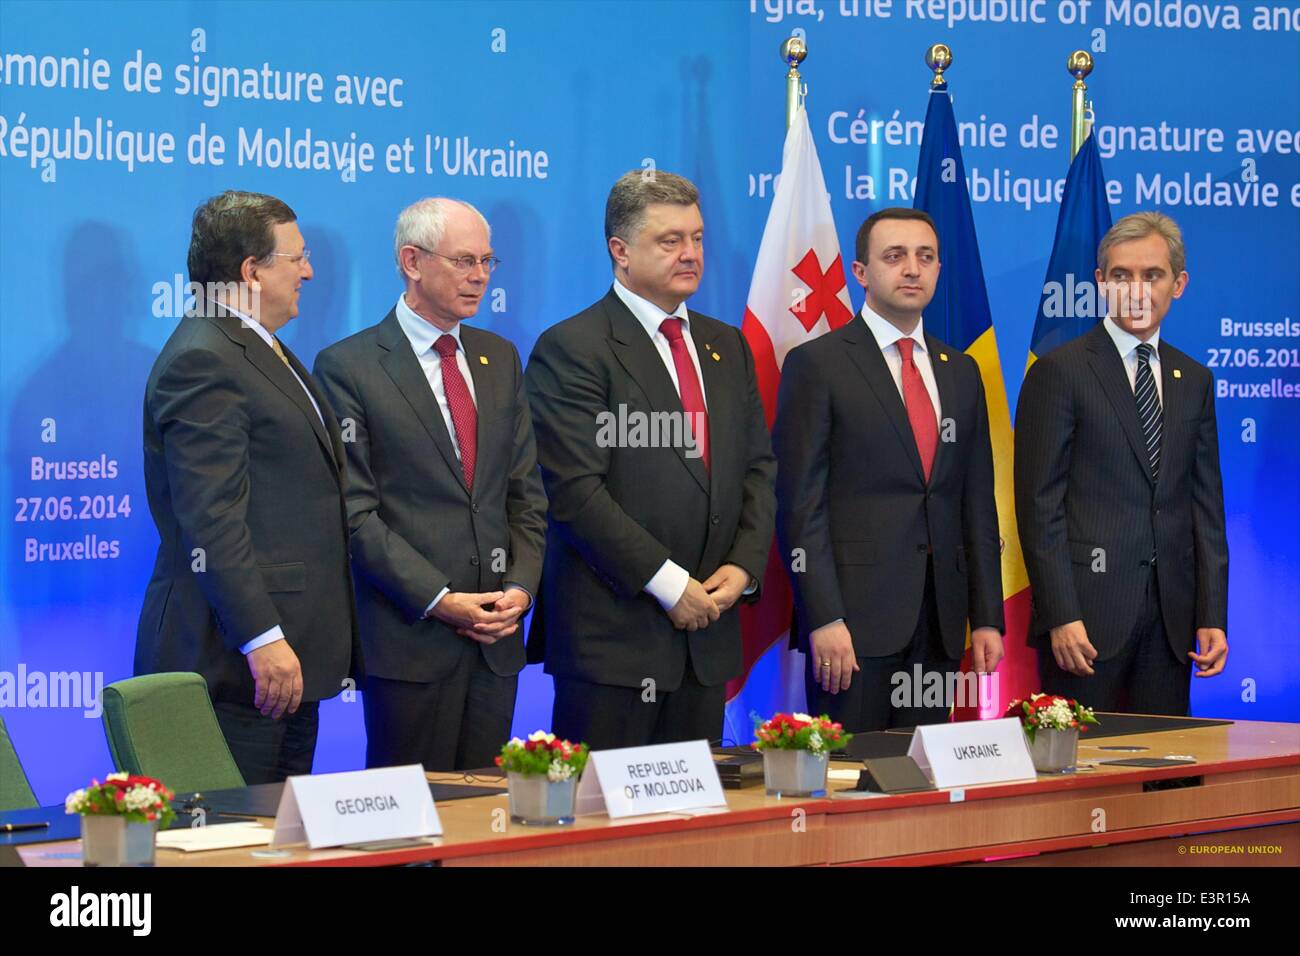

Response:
(2, 0), (1296, 804)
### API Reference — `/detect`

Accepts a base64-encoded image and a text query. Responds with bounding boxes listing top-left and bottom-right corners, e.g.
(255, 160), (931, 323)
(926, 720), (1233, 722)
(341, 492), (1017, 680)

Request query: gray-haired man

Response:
(525, 170), (776, 750)
(314, 198), (546, 771)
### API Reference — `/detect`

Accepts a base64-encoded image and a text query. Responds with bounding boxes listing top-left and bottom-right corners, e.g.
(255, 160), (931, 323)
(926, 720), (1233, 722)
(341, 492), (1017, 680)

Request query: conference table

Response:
(13, 716), (1300, 867)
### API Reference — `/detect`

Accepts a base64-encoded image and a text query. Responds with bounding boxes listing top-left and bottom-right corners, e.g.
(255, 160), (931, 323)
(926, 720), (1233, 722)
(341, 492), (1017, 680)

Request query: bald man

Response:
(314, 198), (546, 770)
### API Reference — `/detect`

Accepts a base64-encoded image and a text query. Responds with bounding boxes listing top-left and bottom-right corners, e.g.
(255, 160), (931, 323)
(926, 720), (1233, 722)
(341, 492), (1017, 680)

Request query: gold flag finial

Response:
(1068, 50), (1095, 160)
(781, 36), (808, 131)
(925, 43), (952, 89)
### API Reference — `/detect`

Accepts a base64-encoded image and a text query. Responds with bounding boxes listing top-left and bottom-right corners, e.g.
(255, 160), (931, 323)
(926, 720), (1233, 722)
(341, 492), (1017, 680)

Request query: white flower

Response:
(507, 737), (525, 748)
(64, 789), (87, 814)
(105, 772), (129, 782)
(528, 730), (555, 744)
(807, 730), (824, 754)
(792, 713), (813, 723)
(547, 759), (574, 782)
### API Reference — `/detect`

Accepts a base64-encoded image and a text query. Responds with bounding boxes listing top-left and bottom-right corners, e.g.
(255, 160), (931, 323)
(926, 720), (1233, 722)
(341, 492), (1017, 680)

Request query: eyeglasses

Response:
(414, 246), (501, 274)
(269, 250), (312, 265)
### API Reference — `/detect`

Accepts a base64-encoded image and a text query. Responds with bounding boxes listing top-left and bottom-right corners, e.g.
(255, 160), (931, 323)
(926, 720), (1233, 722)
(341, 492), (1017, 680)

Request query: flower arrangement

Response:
(496, 731), (589, 782)
(1005, 694), (1100, 743)
(752, 713), (853, 755)
(65, 772), (176, 827)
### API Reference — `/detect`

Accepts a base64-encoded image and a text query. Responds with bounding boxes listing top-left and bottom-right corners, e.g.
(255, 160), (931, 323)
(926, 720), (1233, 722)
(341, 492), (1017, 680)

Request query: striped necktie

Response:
(1135, 342), (1162, 480)
(268, 335), (291, 369)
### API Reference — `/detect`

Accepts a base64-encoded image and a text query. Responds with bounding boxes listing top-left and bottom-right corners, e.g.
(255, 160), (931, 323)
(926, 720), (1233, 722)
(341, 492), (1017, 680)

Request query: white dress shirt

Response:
(394, 295), (529, 617)
(860, 305), (942, 421)
(1102, 316), (1163, 404)
(219, 304), (324, 655)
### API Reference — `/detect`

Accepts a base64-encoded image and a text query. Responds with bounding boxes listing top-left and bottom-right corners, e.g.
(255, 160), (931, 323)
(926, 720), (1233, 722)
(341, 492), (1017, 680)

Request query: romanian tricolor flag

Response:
(912, 79), (1037, 719)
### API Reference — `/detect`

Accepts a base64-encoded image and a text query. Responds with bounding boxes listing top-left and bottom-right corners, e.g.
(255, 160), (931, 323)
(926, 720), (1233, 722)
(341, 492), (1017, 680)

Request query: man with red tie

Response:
(314, 198), (546, 770)
(774, 208), (1005, 732)
(525, 170), (776, 750)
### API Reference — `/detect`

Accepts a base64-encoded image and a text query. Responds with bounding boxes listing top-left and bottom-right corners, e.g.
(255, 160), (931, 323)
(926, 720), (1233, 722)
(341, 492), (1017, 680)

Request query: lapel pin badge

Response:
(479, 355), (489, 365)
(1172, 368), (1181, 378)
(939, 352), (950, 362)
(712, 352), (721, 361)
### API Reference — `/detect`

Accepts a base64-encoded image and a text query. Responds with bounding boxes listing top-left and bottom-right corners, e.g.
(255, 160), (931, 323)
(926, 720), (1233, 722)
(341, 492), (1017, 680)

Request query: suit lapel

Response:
(1085, 323), (1156, 486)
(462, 325), (503, 485)
(925, 333), (957, 484)
(841, 321), (926, 484)
(209, 311), (340, 474)
(280, 342), (343, 478)
(604, 292), (710, 496)
(376, 311), (467, 494)
(1154, 340), (1179, 493)
(690, 316), (730, 498)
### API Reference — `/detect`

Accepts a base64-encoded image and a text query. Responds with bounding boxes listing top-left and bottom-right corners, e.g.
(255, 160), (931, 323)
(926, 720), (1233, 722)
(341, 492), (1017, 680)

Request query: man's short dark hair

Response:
(187, 190), (297, 286)
(854, 208), (939, 265)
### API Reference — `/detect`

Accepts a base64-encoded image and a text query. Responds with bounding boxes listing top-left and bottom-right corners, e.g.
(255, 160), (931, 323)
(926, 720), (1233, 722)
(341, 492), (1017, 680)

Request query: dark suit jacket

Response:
(524, 288), (776, 692)
(313, 310), (547, 683)
(773, 318), (1005, 660)
(135, 309), (358, 705)
(1014, 322), (1228, 660)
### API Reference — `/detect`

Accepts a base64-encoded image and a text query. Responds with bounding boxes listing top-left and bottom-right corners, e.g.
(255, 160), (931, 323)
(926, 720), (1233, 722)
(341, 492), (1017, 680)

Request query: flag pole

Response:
(1067, 50), (1095, 161)
(780, 36), (807, 131)
(925, 42), (952, 88)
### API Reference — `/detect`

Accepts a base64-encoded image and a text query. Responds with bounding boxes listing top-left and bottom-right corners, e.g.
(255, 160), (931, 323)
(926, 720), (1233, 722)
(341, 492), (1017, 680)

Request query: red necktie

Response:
(896, 338), (937, 483)
(659, 318), (709, 471)
(435, 334), (477, 489)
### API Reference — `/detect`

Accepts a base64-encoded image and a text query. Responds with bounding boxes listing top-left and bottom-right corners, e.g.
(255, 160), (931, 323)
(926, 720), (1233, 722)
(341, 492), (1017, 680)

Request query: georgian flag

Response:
(725, 105), (853, 745)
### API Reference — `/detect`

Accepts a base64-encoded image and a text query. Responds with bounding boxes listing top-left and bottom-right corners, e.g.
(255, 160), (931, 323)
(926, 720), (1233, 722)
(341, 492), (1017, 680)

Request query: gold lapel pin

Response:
(479, 355), (489, 365)
(712, 352), (721, 361)
(1172, 368), (1181, 379)
(939, 352), (950, 362)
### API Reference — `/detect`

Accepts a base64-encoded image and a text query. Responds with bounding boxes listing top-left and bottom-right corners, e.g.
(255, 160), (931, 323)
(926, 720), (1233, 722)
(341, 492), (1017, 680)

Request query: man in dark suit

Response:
(525, 170), (776, 751)
(774, 208), (1005, 733)
(136, 190), (357, 784)
(314, 199), (546, 771)
(1016, 211), (1229, 716)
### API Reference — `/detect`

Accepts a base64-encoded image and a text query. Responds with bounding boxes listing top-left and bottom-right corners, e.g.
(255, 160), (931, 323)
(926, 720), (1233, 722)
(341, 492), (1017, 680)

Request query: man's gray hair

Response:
(604, 170), (700, 248)
(393, 198), (491, 276)
(1098, 211), (1187, 276)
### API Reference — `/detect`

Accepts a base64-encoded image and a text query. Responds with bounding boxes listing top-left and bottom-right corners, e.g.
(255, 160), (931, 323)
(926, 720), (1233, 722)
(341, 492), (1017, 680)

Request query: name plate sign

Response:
(574, 739), (727, 819)
(907, 718), (1036, 789)
(270, 764), (441, 849)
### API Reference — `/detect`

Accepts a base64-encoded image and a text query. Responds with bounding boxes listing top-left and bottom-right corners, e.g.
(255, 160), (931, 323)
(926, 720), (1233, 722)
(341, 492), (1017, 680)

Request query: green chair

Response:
(0, 715), (39, 810)
(101, 672), (245, 793)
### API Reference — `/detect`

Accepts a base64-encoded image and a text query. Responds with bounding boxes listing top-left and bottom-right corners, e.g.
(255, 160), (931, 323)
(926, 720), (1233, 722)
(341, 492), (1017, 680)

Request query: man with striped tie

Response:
(1016, 212), (1229, 716)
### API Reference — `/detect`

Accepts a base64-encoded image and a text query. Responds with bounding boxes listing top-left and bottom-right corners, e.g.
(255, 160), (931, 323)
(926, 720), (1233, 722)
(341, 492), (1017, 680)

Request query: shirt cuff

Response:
(424, 586), (451, 618)
(645, 559), (690, 611)
(503, 583), (533, 609)
(240, 625), (286, 655)
(742, 576), (758, 596)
